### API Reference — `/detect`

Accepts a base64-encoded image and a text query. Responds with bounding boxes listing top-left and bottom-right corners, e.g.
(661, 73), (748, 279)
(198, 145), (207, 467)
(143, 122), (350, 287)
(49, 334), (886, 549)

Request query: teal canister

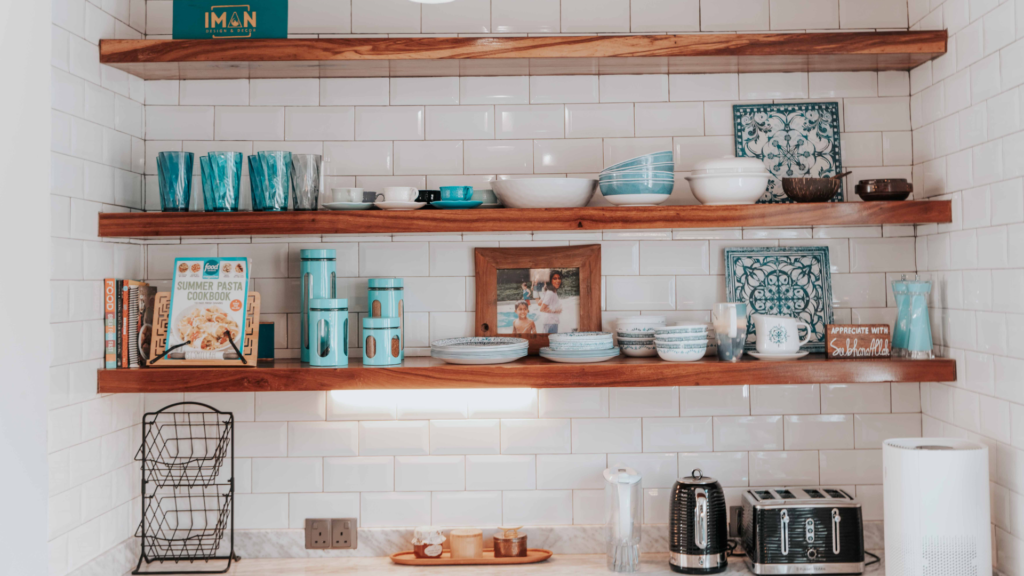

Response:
(308, 299), (348, 367)
(300, 249), (337, 363)
(368, 278), (404, 356)
(362, 317), (402, 366)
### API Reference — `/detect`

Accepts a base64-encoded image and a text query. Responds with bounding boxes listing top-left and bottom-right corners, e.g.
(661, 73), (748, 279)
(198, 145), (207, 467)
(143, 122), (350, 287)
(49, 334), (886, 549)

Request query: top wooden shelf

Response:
(99, 31), (947, 80)
(98, 202), (952, 238)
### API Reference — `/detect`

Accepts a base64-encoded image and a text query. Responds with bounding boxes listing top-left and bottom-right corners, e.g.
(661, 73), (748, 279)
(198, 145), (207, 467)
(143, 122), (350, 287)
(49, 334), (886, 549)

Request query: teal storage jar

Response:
(363, 317), (402, 366)
(368, 278), (404, 357)
(309, 299), (348, 367)
(300, 249), (337, 363)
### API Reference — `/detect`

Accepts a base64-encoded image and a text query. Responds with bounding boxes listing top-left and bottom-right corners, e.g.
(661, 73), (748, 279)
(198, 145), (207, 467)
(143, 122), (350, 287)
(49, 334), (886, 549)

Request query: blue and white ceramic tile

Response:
(733, 102), (844, 204)
(724, 246), (834, 353)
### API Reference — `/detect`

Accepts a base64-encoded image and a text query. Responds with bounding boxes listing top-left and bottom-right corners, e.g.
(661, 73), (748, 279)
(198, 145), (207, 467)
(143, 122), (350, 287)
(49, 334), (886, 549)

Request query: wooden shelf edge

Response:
(97, 356), (957, 393)
(98, 31), (946, 79)
(98, 202), (952, 238)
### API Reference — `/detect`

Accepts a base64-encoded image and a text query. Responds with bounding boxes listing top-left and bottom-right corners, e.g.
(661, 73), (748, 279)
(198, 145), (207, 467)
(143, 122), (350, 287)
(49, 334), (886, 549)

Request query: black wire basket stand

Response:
(134, 402), (239, 574)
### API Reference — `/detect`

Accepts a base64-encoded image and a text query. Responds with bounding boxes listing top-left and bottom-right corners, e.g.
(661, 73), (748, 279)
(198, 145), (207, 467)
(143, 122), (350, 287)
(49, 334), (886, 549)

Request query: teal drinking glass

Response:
(200, 156), (214, 210)
(248, 155), (265, 211)
(157, 151), (194, 212)
(257, 151), (292, 211)
(206, 151), (242, 212)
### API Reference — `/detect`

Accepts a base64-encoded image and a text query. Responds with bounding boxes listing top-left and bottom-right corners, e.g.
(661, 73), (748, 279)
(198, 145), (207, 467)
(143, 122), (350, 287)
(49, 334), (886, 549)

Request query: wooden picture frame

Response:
(475, 245), (602, 354)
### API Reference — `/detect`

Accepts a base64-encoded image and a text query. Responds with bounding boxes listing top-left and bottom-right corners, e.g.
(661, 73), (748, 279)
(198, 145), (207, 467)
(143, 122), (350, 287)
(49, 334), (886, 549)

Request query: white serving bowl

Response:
(685, 173), (771, 205)
(492, 178), (598, 209)
(656, 345), (706, 362)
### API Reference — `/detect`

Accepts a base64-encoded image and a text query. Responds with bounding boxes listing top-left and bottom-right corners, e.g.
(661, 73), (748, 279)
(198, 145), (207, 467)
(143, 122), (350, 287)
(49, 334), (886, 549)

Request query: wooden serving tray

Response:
(389, 549), (552, 566)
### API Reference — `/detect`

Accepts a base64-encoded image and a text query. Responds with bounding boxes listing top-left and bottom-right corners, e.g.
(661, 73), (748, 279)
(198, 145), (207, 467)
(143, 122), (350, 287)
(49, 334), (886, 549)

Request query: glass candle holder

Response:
(157, 151), (194, 212)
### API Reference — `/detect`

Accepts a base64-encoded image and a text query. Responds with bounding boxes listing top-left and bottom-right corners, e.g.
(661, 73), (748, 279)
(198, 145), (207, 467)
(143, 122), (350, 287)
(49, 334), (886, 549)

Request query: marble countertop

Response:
(223, 552), (884, 575)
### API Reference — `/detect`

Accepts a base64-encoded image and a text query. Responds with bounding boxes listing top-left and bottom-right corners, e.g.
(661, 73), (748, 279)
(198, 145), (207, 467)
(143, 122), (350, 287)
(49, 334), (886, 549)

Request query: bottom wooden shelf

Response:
(97, 355), (955, 393)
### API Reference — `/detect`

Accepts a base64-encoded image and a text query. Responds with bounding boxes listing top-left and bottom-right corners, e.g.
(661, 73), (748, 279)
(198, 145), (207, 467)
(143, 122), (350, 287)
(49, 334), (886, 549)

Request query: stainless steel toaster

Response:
(738, 487), (865, 575)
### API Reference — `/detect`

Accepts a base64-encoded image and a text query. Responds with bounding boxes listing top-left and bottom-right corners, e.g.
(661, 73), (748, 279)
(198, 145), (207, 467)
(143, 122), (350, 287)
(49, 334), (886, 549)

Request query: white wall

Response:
(908, 0), (1024, 573)
(49, 0), (147, 575)
(1, 1), (52, 575)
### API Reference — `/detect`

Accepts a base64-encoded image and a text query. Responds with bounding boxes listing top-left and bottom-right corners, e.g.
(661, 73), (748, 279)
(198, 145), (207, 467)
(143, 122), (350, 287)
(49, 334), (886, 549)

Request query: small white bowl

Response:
(621, 342), (658, 357)
(685, 173), (771, 205)
(657, 346), (706, 362)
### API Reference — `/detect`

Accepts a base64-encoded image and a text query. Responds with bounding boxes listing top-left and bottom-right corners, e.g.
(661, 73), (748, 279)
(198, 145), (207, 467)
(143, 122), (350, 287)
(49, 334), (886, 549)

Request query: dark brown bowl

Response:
(855, 179), (912, 201)
(781, 177), (842, 203)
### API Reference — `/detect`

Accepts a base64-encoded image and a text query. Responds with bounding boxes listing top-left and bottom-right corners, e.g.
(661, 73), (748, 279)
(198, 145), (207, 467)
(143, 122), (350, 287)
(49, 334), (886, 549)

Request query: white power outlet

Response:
(331, 518), (358, 549)
(305, 518), (331, 549)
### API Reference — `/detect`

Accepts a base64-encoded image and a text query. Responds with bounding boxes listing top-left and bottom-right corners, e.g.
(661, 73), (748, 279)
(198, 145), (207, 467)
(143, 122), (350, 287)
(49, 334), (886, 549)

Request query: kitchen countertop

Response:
(221, 552), (884, 574)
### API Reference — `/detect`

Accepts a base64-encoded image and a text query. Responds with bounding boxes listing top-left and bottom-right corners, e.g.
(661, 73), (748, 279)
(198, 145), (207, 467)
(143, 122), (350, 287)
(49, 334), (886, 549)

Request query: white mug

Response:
(332, 187), (364, 203)
(752, 314), (812, 353)
(379, 186), (418, 203)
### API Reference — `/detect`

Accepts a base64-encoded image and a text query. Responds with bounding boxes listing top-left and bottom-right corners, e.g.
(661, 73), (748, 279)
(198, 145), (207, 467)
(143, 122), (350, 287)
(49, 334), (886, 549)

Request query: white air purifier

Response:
(883, 438), (991, 576)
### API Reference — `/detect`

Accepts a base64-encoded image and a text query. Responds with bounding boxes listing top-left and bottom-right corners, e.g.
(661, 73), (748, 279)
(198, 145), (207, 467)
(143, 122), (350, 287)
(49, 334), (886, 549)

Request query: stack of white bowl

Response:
(684, 156), (772, 205)
(540, 332), (619, 363)
(615, 315), (666, 357)
(599, 151), (675, 206)
(655, 324), (709, 362)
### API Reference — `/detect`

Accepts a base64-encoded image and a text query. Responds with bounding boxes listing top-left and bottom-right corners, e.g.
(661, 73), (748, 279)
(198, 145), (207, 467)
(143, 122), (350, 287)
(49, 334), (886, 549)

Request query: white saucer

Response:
(748, 351), (810, 361)
(323, 201), (374, 211)
(374, 201), (427, 211)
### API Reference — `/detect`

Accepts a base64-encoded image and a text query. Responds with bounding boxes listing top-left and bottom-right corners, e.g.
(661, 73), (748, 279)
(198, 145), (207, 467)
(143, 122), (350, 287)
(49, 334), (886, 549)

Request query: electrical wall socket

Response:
(330, 518), (358, 549)
(305, 519), (331, 549)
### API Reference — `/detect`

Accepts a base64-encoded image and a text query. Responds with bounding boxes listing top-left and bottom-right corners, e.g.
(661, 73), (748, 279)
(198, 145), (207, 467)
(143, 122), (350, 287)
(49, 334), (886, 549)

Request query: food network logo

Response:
(205, 5), (257, 38)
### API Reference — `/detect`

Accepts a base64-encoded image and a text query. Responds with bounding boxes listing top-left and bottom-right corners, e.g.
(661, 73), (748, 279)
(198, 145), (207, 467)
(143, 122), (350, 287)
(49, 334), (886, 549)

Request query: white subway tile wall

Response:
(910, 0), (1024, 570)
(54, 0), (931, 569)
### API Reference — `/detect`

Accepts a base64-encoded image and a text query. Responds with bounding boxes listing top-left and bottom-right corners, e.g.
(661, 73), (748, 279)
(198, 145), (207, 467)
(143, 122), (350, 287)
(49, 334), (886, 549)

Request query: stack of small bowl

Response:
(599, 151), (675, 206)
(655, 324), (709, 362)
(615, 315), (666, 357)
(540, 332), (620, 363)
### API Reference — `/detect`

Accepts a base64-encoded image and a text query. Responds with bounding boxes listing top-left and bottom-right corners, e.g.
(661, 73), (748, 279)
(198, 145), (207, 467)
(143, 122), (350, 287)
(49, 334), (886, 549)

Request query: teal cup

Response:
(256, 151), (292, 211)
(309, 299), (348, 367)
(363, 317), (402, 366)
(440, 186), (473, 201)
(248, 155), (265, 211)
(206, 151), (242, 211)
(157, 151), (194, 212)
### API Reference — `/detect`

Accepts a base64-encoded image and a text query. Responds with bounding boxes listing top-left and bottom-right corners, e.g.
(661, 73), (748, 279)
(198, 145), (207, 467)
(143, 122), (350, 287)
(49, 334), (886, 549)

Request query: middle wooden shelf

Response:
(98, 201), (951, 238)
(97, 356), (956, 393)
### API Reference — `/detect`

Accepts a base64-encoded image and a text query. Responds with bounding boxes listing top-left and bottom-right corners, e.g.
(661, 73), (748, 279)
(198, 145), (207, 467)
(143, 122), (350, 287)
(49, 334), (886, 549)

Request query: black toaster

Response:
(739, 487), (864, 575)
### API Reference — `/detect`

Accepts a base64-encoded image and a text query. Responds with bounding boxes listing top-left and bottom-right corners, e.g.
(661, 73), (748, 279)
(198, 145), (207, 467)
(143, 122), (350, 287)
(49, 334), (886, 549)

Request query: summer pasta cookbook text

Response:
(168, 257), (250, 359)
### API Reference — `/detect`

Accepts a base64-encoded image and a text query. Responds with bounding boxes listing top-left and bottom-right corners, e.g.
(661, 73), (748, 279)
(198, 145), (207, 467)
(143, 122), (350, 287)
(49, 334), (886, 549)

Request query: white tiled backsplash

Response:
(908, 0), (1024, 572)
(48, 0), (958, 574)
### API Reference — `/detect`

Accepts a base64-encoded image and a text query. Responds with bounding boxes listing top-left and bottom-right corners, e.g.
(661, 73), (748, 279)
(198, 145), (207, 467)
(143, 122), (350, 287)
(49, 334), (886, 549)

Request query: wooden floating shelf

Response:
(97, 356), (956, 393)
(99, 31), (947, 80)
(98, 202), (951, 238)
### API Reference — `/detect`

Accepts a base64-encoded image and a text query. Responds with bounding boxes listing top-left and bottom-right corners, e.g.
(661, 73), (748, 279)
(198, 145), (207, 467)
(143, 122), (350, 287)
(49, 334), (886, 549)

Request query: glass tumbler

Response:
(290, 154), (322, 211)
(248, 155), (266, 211)
(257, 151), (292, 211)
(205, 151), (242, 212)
(157, 151), (194, 212)
(199, 156), (214, 209)
(712, 302), (748, 362)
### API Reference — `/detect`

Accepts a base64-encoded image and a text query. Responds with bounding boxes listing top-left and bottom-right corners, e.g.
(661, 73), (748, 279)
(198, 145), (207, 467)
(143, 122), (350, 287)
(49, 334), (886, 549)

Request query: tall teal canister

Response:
(308, 299), (348, 367)
(300, 249), (337, 363)
(368, 278), (404, 357)
(362, 317), (402, 366)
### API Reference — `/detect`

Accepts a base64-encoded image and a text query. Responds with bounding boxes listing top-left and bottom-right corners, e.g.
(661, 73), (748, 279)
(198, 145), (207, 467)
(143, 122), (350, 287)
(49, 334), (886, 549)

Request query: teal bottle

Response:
(308, 299), (348, 367)
(300, 249), (337, 363)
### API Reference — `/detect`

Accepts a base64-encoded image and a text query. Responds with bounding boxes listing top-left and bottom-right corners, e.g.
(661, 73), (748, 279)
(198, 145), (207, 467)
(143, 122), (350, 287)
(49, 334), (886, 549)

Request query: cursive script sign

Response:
(826, 324), (891, 359)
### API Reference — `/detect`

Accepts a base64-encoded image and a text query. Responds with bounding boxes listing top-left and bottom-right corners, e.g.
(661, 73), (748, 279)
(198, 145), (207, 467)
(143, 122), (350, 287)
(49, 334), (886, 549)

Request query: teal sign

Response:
(173, 0), (288, 39)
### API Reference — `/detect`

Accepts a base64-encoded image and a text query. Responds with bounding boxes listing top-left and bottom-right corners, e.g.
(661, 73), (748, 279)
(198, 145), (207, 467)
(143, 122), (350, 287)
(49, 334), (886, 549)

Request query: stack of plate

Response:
(540, 332), (619, 363)
(655, 324), (709, 362)
(431, 337), (528, 365)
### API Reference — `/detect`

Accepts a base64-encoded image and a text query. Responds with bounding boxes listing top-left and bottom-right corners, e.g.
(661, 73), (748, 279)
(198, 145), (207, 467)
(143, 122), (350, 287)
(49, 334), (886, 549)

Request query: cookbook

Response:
(167, 257), (250, 360)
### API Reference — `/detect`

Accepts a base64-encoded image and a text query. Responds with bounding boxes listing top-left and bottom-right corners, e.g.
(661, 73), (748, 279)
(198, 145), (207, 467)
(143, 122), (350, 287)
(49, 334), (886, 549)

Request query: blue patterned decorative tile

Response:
(733, 102), (844, 204)
(724, 246), (834, 353)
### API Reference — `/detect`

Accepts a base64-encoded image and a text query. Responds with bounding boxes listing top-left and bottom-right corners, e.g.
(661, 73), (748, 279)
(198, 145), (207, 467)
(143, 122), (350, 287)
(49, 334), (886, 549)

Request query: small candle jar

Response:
(412, 527), (445, 559)
(449, 529), (483, 559)
(308, 299), (348, 367)
(362, 317), (402, 367)
(493, 526), (527, 558)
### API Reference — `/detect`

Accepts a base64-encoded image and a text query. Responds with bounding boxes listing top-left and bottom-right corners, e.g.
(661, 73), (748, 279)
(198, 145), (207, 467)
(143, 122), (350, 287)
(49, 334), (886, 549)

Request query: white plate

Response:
(433, 354), (526, 365)
(748, 351), (810, 361)
(540, 352), (620, 364)
(374, 201), (427, 211)
(323, 202), (374, 211)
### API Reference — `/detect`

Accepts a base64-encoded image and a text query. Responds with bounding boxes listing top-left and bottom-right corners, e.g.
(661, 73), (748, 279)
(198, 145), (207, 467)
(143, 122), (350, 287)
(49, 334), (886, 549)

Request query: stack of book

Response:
(104, 279), (156, 369)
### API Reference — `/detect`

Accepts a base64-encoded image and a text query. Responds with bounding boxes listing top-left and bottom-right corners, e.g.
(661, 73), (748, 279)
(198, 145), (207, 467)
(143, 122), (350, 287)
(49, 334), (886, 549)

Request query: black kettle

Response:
(669, 469), (728, 574)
